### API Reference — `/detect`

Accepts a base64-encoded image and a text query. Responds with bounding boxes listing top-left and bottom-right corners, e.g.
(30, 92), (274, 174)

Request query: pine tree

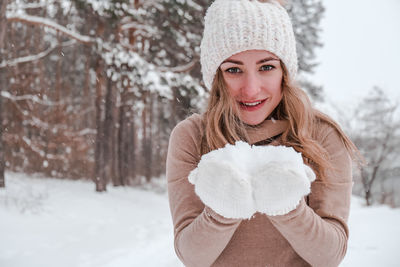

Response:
(286, 0), (325, 100)
(0, 0), (326, 188)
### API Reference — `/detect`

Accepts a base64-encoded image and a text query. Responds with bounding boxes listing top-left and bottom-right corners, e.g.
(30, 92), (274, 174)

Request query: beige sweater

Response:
(166, 114), (352, 267)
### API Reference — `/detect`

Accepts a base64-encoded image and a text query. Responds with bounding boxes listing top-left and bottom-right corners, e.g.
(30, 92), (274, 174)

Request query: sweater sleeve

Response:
(268, 124), (353, 267)
(166, 116), (241, 267)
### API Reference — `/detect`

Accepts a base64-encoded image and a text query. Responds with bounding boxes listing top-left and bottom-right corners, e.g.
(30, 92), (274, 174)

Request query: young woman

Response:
(166, 0), (359, 266)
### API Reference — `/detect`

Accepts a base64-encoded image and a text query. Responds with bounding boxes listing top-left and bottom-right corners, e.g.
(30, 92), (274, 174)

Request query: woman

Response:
(166, 0), (359, 266)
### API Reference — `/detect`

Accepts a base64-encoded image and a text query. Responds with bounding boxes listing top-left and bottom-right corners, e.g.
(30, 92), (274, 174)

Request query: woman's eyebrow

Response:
(221, 59), (243, 65)
(257, 57), (279, 64)
(221, 57), (279, 65)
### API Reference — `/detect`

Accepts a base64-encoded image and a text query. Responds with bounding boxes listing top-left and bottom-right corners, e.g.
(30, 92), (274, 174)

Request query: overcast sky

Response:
(313, 0), (400, 107)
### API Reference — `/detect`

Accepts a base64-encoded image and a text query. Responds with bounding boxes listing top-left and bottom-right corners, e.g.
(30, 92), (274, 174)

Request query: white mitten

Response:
(250, 146), (316, 216)
(188, 142), (256, 219)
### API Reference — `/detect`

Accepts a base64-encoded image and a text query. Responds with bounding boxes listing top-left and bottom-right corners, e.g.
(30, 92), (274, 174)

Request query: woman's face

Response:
(220, 50), (283, 126)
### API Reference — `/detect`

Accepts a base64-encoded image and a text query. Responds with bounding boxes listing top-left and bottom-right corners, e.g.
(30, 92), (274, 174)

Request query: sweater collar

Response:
(245, 119), (289, 145)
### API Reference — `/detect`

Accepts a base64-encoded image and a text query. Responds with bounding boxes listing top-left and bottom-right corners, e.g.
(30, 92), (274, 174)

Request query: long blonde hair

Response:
(201, 62), (361, 180)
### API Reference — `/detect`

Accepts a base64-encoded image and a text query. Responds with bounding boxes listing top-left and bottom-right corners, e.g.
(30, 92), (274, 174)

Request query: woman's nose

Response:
(241, 73), (261, 98)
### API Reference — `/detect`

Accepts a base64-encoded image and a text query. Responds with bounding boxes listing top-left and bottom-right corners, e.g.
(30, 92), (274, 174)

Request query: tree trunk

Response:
(111, 101), (118, 186)
(117, 97), (133, 186)
(55, 33), (62, 114)
(129, 117), (137, 183)
(365, 189), (371, 206)
(102, 77), (115, 184)
(170, 87), (178, 128)
(117, 104), (125, 186)
(141, 91), (153, 182)
(93, 58), (106, 192)
(83, 46), (91, 126)
(145, 93), (154, 182)
(0, 83), (4, 188)
(361, 168), (372, 206)
(0, 0), (9, 188)
(93, 19), (107, 192)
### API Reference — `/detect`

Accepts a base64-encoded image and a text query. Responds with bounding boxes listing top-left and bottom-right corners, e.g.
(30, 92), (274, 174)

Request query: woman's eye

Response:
(260, 65), (274, 71)
(225, 67), (242, 74)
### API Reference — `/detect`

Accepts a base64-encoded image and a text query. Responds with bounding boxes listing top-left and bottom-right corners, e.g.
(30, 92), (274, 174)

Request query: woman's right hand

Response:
(188, 143), (255, 219)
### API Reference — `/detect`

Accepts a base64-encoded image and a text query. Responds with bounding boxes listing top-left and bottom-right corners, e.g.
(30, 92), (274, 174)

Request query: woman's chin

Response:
(240, 115), (268, 126)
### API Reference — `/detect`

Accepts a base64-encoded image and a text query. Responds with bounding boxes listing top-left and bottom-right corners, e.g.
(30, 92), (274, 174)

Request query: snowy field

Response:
(1, 172), (399, 267)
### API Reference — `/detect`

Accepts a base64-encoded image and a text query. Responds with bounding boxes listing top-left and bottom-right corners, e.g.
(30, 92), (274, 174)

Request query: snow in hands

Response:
(188, 141), (316, 219)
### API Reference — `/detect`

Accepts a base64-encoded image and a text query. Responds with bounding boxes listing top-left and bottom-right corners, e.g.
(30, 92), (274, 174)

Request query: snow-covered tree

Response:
(0, 0), (326, 191)
(2, 0), (96, 183)
(286, 0), (325, 100)
(350, 87), (400, 206)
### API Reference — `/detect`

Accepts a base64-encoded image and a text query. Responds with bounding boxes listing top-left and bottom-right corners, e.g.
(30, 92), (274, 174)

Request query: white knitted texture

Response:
(200, 0), (298, 89)
(188, 142), (255, 219)
(188, 141), (316, 219)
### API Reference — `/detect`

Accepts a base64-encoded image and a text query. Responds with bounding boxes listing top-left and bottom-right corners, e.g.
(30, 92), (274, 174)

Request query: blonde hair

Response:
(201, 62), (361, 181)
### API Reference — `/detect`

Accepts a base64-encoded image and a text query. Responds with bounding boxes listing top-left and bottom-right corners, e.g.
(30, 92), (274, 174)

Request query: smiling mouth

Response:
(239, 99), (267, 108)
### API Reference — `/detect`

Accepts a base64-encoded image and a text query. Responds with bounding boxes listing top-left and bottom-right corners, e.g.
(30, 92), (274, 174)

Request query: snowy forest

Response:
(1, 0), (400, 209)
(1, 0), (400, 266)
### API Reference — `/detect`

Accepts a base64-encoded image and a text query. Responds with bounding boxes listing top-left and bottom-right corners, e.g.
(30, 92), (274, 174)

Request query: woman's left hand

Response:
(188, 142), (256, 219)
(188, 141), (316, 218)
(251, 156), (316, 216)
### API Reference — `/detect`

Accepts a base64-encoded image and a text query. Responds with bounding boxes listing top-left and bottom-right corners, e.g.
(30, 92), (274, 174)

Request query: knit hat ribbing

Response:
(200, 0), (298, 90)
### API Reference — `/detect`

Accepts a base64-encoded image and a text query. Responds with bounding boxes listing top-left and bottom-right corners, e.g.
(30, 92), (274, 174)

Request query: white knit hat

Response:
(200, 0), (298, 90)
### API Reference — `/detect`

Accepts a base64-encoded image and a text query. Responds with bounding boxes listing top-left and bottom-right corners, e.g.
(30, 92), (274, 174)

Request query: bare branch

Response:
(157, 59), (198, 73)
(6, 13), (93, 44)
(1, 43), (55, 68)
(120, 21), (158, 35)
(6, 1), (55, 10)
(0, 91), (64, 106)
(0, 40), (75, 68)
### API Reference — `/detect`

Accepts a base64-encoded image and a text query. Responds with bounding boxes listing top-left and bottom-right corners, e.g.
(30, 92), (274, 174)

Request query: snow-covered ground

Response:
(1, 172), (399, 267)
(0, 172), (181, 267)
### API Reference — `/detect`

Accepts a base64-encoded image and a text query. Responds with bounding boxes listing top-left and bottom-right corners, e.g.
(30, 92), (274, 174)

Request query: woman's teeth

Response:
(241, 101), (262, 106)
